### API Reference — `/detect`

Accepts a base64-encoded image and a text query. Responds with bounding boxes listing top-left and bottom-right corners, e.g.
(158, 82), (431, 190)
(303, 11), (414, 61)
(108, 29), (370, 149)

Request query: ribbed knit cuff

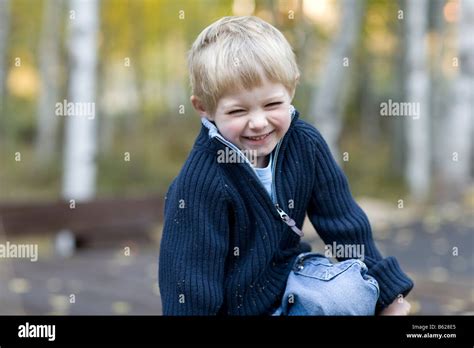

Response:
(366, 256), (414, 311)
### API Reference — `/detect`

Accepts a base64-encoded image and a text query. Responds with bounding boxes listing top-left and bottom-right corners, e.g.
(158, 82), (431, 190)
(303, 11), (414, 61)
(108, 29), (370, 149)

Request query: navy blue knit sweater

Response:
(159, 108), (413, 315)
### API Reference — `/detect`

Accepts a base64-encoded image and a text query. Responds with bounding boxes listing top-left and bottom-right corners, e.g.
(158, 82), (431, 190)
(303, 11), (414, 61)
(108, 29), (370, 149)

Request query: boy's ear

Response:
(190, 95), (212, 119)
(290, 75), (300, 100)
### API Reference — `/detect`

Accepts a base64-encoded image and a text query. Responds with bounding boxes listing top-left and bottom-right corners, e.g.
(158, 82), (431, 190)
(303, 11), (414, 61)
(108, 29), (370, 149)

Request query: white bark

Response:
(405, 0), (430, 201)
(441, 0), (474, 192)
(0, 0), (10, 117)
(62, 0), (99, 202)
(308, 0), (365, 160)
(35, 0), (62, 164)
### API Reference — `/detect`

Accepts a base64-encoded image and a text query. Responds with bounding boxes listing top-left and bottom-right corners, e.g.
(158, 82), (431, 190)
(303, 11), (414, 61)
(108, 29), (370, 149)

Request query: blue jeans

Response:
(273, 252), (380, 315)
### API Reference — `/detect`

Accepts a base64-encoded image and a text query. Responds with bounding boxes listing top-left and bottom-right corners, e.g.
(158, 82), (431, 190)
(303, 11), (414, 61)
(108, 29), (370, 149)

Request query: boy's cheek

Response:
(218, 123), (245, 143)
(273, 112), (292, 135)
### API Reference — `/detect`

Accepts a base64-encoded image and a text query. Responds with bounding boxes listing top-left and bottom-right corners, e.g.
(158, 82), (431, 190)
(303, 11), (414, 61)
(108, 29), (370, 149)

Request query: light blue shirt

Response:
(254, 155), (273, 197)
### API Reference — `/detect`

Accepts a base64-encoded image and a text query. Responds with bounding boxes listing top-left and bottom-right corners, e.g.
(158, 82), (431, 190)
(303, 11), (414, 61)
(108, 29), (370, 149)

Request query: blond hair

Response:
(188, 16), (300, 115)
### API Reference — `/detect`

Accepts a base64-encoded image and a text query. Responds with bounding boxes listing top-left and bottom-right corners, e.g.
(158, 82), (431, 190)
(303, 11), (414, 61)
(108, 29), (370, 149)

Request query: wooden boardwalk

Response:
(0, 246), (162, 315)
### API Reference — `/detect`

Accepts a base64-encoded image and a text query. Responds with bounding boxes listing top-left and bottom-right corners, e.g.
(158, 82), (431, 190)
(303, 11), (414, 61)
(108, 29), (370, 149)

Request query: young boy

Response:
(159, 16), (413, 316)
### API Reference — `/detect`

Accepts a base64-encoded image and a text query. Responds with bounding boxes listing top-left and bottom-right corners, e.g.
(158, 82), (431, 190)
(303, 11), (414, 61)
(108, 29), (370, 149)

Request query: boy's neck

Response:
(255, 155), (270, 168)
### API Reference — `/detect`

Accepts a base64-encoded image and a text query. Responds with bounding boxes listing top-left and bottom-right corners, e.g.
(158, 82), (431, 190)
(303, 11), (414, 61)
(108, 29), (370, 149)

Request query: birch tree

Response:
(35, 0), (62, 165)
(440, 0), (474, 196)
(62, 0), (99, 202)
(0, 0), (10, 141)
(308, 0), (365, 160)
(404, 0), (430, 201)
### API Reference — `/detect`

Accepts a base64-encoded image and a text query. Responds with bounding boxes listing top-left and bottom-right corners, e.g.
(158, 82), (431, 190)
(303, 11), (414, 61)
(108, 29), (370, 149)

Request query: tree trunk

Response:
(62, 0), (99, 202)
(404, 0), (430, 202)
(0, 0), (11, 142)
(35, 0), (62, 165)
(439, 0), (474, 197)
(307, 0), (366, 161)
(390, 5), (406, 178)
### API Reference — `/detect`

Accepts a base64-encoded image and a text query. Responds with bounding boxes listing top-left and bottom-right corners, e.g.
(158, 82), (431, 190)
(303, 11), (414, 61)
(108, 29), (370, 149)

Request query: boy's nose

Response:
(248, 113), (269, 130)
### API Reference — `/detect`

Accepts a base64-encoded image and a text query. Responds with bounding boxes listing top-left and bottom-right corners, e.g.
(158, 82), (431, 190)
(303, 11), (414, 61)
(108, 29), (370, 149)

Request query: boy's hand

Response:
(379, 295), (411, 315)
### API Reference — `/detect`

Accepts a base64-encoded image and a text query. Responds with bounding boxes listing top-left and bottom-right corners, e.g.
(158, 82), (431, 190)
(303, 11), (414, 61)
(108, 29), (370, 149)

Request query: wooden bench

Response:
(0, 195), (164, 249)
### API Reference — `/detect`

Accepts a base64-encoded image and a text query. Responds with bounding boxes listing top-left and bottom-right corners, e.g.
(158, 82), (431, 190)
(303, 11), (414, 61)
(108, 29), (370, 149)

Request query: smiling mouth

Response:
(243, 130), (274, 141)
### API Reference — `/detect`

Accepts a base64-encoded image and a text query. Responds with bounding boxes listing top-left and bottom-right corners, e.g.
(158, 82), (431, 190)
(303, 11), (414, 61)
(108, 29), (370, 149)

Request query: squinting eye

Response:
(228, 109), (245, 115)
(266, 102), (283, 107)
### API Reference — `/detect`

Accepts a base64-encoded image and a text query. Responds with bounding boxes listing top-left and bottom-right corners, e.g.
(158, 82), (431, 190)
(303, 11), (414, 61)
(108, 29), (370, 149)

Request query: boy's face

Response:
(193, 76), (293, 168)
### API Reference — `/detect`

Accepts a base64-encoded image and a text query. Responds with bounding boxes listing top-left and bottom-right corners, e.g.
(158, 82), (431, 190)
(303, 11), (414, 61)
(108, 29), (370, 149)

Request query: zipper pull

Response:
(275, 204), (304, 237)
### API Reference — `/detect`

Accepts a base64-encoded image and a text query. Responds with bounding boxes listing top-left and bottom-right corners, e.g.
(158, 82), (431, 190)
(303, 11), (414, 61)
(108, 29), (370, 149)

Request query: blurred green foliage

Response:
(0, 0), (414, 201)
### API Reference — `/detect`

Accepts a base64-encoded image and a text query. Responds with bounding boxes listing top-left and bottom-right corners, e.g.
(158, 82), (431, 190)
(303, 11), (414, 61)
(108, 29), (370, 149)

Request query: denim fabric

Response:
(273, 252), (380, 316)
